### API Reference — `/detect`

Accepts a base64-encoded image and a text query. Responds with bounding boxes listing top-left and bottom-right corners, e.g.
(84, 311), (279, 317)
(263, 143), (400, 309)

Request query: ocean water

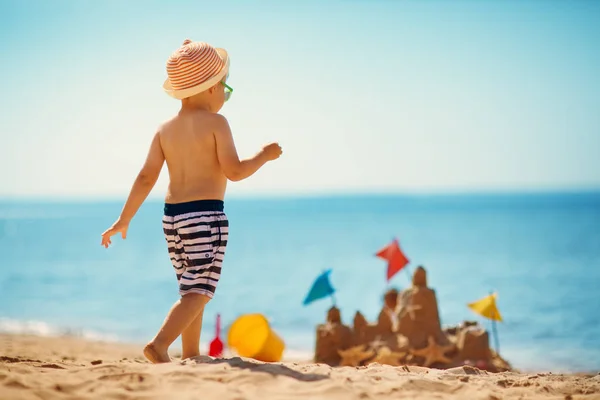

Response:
(0, 193), (599, 372)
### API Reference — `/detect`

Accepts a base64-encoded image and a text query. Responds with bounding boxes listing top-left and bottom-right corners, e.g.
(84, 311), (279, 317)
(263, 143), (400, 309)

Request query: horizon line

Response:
(1, 187), (599, 203)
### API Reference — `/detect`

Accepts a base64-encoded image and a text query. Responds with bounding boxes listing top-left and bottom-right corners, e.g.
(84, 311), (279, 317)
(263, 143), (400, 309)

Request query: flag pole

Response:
(404, 265), (412, 281)
(329, 269), (336, 306)
(490, 291), (500, 354)
(491, 319), (500, 354)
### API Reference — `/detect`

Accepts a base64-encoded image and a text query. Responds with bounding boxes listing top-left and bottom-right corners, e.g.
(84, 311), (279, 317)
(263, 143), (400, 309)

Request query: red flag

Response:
(376, 238), (409, 281)
(208, 314), (224, 357)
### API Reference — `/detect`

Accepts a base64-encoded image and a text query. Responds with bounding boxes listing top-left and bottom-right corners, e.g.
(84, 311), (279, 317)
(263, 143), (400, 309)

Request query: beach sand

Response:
(1, 334), (598, 400)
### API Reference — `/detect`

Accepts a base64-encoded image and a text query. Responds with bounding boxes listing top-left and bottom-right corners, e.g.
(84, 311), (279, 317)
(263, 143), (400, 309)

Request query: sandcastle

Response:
(314, 266), (512, 372)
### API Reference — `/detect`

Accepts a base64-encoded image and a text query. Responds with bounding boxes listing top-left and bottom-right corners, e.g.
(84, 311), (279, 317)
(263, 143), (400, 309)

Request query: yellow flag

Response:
(468, 292), (503, 322)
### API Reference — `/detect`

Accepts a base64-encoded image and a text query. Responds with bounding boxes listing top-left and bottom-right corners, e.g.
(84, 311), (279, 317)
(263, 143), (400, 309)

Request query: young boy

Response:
(100, 39), (282, 363)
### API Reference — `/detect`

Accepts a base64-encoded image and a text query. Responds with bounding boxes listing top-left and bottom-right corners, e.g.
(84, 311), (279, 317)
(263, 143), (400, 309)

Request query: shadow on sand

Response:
(185, 356), (329, 382)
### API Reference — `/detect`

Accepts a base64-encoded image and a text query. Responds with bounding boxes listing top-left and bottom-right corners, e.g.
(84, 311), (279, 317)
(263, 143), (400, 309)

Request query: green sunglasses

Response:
(221, 81), (233, 102)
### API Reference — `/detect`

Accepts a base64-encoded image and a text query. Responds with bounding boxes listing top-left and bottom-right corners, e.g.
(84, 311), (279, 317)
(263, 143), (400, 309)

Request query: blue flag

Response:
(303, 269), (335, 306)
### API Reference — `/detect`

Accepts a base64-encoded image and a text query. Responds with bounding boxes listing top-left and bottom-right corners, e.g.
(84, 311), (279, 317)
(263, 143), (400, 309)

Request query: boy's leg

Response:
(179, 212), (228, 360)
(181, 308), (205, 359)
(144, 293), (210, 363)
(151, 204), (228, 364)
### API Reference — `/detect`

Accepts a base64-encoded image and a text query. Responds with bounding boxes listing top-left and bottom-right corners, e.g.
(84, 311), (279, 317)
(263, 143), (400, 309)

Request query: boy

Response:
(100, 39), (282, 363)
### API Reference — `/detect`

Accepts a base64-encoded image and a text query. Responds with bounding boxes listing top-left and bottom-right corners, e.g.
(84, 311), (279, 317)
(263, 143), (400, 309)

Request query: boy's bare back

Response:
(160, 110), (227, 203)
(155, 109), (281, 204)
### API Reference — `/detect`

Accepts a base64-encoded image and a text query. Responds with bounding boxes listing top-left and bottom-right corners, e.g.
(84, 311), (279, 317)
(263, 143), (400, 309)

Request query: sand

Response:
(1, 334), (598, 400)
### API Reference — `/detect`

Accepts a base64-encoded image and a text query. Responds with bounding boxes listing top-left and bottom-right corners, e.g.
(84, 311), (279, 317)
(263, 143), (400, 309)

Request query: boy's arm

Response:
(213, 114), (281, 181)
(101, 131), (164, 248)
(118, 131), (165, 223)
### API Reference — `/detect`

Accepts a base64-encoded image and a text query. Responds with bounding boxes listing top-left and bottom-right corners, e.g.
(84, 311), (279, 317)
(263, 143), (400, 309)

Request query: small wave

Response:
(0, 318), (120, 342)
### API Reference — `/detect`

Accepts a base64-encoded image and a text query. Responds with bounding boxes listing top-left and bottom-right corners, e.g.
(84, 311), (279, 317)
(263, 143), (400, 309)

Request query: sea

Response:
(0, 192), (599, 373)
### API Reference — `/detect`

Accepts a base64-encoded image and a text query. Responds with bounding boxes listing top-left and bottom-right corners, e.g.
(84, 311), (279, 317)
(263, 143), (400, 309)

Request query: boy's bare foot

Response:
(143, 342), (171, 364)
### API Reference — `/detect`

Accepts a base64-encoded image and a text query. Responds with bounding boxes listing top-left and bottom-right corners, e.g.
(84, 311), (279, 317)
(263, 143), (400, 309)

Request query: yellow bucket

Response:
(227, 313), (285, 362)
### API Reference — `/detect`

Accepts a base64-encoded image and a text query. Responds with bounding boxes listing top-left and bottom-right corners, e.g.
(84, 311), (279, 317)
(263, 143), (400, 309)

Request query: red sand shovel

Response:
(208, 313), (224, 358)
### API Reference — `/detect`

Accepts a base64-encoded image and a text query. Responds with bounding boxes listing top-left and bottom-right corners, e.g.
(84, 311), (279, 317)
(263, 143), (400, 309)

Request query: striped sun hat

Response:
(163, 39), (230, 100)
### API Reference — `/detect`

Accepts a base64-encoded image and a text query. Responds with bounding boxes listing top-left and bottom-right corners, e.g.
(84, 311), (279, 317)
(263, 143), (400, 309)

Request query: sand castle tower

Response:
(377, 288), (399, 334)
(314, 306), (353, 365)
(396, 266), (448, 348)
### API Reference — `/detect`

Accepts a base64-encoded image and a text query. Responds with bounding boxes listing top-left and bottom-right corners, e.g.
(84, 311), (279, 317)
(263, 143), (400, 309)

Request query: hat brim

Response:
(163, 48), (229, 100)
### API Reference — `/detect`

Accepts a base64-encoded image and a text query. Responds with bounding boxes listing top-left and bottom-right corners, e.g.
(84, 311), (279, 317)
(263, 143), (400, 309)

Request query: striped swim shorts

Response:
(162, 199), (229, 298)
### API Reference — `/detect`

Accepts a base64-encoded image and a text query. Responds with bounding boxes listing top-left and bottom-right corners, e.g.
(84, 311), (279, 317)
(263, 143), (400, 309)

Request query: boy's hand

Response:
(101, 219), (129, 248)
(262, 143), (282, 161)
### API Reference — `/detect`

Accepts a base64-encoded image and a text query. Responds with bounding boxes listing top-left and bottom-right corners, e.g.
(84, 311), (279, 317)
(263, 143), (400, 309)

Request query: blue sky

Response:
(0, 0), (598, 198)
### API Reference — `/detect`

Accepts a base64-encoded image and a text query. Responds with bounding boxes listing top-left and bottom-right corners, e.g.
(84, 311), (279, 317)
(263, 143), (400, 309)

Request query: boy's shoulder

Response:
(165, 110), (229, 125)
(156, 114), (178, 134)
(186, 111), (231, 134)
(157, 111), (230, 138)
